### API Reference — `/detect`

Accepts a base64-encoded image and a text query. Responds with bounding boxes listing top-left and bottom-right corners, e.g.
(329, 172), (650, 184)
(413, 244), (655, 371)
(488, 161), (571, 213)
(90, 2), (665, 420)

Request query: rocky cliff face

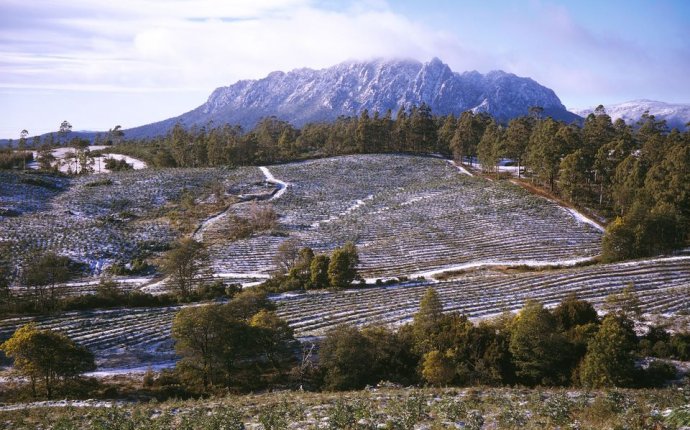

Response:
(126, 58), (580, 137)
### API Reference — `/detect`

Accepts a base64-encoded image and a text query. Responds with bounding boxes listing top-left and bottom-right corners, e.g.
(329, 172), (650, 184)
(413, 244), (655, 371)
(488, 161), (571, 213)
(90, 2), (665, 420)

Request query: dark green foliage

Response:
(579, 314), (638, 388)
(327, 242), (359, 288)
(103, 158), (133, 171)
(0, 148), (33, 169)
(318, 325), (378, 390)
(508, 300), (572, 386)
(552, 293), (599, 331)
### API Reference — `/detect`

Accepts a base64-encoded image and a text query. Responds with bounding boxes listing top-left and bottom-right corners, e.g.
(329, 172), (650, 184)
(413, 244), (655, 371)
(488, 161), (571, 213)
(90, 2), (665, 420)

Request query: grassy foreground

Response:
(1, 385), (689, 429)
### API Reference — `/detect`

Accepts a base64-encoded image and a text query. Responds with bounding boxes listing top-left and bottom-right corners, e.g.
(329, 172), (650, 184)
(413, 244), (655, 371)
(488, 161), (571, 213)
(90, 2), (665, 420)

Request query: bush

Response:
(643, 360), (678, 387)
(84, 178), (113, 187)
(104, 157), (133, 171)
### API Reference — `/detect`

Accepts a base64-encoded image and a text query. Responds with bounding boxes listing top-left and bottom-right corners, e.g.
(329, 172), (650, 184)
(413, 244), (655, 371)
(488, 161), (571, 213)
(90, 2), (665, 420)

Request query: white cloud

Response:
(0, 0), (470, 94)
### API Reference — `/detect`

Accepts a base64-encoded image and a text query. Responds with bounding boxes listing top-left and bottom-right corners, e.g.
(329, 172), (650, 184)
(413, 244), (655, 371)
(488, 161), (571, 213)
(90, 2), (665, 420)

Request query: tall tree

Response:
(527, 119), (572, 192)
(508, 300), (571, 386)
(477, 120), (502, 177)
(504, 117), (532, 178)
(23, 252), (73, 310)
(58, 120), (72, 146)
(327, 242), (359, 288)
(163, 238), (209, 298)
(0, 323), (95, 398)
(18, 129), (29, 170)
(579, 314), (637, 388)
(412, 287), (444, 353)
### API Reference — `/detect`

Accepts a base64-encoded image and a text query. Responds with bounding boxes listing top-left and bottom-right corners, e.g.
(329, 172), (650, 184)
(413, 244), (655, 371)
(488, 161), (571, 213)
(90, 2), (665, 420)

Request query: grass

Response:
(1, 385), (688, 429)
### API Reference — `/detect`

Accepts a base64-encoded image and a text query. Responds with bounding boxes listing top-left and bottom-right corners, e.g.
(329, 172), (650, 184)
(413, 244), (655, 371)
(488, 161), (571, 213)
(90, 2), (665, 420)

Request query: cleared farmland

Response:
(275, 256), (690, 337)
(0, 167), (263, 287)
(205, 154), (603, 280)
(1, 256), (687, 371)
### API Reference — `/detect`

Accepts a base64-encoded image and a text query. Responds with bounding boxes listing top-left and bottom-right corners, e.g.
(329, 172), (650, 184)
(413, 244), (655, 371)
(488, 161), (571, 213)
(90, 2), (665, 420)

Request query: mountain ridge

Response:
(572, 100), (690, 130)
(123, 58), (581, 138)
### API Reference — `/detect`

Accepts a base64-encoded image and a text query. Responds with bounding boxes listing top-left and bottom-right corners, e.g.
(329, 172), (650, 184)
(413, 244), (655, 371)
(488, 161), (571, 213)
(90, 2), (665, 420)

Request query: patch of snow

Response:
(562, 207), (606, 232)
(85, 361), (176, 378)
(0, 400), (119, 411)
(410, 256), (596, 281)
(446, 159), (473, 176)
(259, 166), (289, 200)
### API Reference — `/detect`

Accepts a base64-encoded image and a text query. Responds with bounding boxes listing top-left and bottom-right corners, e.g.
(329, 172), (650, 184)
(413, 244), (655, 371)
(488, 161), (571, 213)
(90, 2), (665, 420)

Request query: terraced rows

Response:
(0, 306), (180, 369)
(274, 256), (690, 337)
(274, 154), (601, 278)
(0, 167), (262, 286)
(198, 155), (603, 279)
(1, 257), (686, 371)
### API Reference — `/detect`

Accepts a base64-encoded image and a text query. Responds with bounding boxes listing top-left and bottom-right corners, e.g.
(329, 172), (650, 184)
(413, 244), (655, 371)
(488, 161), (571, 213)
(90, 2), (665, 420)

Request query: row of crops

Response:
(275, 256), (690, 337)
(0, 167), (263, 287)
(1, 257), (686, 371)
(0, 306), (180, 369)
(205, 154), (603, 279)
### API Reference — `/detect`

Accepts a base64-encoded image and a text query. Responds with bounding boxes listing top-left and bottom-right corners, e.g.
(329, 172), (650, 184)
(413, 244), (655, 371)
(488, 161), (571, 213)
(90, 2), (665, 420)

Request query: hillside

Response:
(4, 154), (690, 375)
(573, 99), (690, 130)
(123, 58), (581, 138)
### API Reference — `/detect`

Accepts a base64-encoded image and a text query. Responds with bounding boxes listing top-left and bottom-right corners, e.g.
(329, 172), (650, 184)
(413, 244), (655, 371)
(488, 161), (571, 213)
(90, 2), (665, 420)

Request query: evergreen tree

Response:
(508, 300), (571, 386)
(477, 120), (502, 176)
(558, 149), (590, 202)
(412, 287), (444, 353)
(309, 255), (330, 289)
(504, 117), (532, 178)
(579, 314), (637, 388)
(327, 242), (359, 288)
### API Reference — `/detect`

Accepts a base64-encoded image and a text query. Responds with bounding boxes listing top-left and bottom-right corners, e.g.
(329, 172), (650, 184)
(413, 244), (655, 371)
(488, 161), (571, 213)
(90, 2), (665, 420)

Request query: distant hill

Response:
(122, 58), (581, 139)
(572, 100), (690, 130)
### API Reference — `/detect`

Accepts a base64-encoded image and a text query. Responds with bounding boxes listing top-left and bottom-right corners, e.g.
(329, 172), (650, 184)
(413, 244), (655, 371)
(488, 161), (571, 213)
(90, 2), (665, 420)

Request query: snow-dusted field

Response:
(29, 145), (147, 174)
(1, 256), (686, 373)
(205, 154), (602, 280)
(2, 154), (687, 375)
(276, 256), (690, 337)
(0, 167), (263, 288)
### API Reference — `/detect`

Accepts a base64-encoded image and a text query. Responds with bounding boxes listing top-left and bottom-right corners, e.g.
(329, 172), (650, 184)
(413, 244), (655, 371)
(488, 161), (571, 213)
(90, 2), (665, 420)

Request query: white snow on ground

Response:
(446, 159), (473, 176)
(311, 194), (374, 228)
(410, 256), (596, 281)
(563, 207), (606, 232)
(193, 206), (231, 241)
(0, 400), (119, 411)
(85, 361), (176, 378)
(617, 255), (690, 267)
(259, 166), (289, 200)
(30, 146), (146, 174)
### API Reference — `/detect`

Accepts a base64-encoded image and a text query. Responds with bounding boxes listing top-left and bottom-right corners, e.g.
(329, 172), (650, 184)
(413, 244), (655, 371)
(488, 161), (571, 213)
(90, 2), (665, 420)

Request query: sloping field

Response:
(276, 256), (690, 337)
(0, 167), (263, 284)
(206, 154), (603, 280)
(1, 257), (687, 372)
(0, 306), (180, 370)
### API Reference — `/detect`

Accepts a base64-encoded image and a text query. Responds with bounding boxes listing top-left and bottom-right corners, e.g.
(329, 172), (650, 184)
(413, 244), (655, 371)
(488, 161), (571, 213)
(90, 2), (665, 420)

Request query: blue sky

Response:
(1, 0), (689, 138)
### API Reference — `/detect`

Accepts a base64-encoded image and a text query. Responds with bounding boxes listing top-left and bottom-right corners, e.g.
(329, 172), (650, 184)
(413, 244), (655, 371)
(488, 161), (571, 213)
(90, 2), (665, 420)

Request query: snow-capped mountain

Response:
(573, 100), (690, 130)
(125, 58), (580, 138)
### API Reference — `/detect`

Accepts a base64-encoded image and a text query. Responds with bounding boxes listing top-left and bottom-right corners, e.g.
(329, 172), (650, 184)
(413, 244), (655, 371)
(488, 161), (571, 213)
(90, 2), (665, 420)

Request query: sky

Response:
(1, 0), (689, 138)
